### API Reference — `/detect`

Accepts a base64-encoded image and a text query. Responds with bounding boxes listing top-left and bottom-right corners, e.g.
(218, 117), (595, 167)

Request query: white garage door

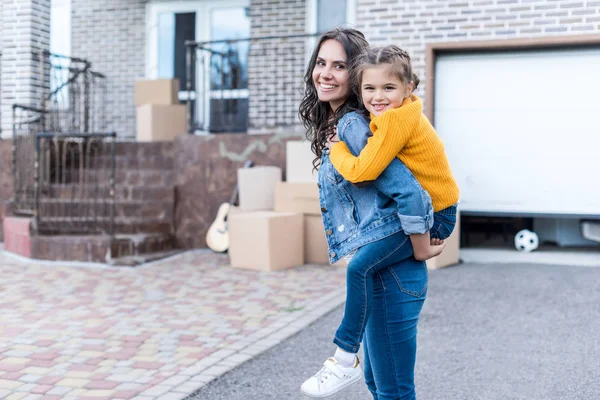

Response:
(434, 48), (600, 217)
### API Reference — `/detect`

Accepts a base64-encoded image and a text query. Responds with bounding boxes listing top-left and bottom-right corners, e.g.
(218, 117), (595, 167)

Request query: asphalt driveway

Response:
(188, 262), (600, 400)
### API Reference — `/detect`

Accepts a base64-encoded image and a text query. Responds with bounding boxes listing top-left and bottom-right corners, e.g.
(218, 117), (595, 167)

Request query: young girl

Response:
(329, 44), (460, 261)
(300, 30), (434, 399)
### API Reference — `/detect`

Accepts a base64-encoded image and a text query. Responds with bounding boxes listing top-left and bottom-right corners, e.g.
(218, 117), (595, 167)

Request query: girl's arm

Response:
(337, 113), (433, 236)
(329, 108), (410, 183)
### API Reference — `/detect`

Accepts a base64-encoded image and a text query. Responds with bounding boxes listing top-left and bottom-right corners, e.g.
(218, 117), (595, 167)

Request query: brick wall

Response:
(0, 0), (51, 138)
(71, 0), (146, 139)
(355, 0), (600, 108)
(247, 0), (308, 134)
(69, 0), (310, 137)
(61, 0), (600, 137)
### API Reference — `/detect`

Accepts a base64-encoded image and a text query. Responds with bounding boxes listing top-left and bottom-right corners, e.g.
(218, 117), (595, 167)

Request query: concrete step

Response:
(40, 184), (175, 202)
(38, 199), (174, 221)
(108, 249), (182, 267)
(40, 168), (174, 186)
(35, 216), (173, 235)
(110, 233), (176, 259)
(114, 218), (173, 234)
(26, 233), (179, 264)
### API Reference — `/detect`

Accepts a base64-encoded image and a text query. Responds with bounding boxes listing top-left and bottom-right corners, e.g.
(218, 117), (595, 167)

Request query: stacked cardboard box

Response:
(228, 211), (304, 271)
(229, 166), (307, 271)
(227, 142), (333, 270)
(273, 181), (329, 264)
(286, 140), (318, 183)
(135, 79), (186, 142)
(278, 140), (331, 265)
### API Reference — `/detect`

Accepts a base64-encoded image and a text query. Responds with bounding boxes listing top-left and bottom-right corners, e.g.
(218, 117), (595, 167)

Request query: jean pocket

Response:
(431, 212), (456, 240)
(431, 222), (452, 240)
(389, 261), (428, 298)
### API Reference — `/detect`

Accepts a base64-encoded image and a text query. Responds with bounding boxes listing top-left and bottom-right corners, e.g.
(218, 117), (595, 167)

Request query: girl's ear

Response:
(407, 81), (415, 95)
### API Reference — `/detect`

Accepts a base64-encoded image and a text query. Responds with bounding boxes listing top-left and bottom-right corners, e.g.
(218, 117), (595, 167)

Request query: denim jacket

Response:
(318, 111), (434, 264)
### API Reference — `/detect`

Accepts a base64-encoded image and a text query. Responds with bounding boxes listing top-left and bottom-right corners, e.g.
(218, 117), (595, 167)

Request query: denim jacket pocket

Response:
(389, 262), (428, 298)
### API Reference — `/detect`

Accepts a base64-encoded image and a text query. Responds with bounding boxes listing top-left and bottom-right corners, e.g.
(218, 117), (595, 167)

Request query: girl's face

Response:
(361, 64), (414, 116)
(312, 39), (350, 112)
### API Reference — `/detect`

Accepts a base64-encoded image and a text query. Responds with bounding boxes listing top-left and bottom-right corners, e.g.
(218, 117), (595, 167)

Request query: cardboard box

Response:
(274, 182), (320, 215)
(135, 79), (180, 106)
(229, 211), (304, 270)
(136, 104), (186, 142)
(237, 166), (282, 211)
(286, 140), (318, 183)
(304, 215), (330, 264)
(427, 211), (461, 270)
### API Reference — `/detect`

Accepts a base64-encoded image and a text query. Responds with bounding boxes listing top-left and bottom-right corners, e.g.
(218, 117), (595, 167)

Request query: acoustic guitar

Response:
(206, 160), (254, 252)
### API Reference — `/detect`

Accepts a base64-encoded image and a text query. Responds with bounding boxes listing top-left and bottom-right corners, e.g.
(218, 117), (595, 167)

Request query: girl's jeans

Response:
(334, 206), (456, 354)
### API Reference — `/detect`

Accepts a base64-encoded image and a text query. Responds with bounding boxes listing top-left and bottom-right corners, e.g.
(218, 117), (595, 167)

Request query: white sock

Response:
(334, 347), (357, 368)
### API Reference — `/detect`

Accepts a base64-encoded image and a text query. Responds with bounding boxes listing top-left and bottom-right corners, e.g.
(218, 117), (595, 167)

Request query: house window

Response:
(308, 0), (356, 33)
(317, 0), (346, 31)
(147, 1), (249, 134)
(50, 0), (72, 105)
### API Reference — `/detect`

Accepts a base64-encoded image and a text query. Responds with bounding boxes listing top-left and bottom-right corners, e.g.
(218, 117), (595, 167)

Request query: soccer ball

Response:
(514, 229), (539, 252)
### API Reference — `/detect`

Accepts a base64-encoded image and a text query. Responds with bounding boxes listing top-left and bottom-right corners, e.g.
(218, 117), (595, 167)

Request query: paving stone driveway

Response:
(0, 250), (347, 400)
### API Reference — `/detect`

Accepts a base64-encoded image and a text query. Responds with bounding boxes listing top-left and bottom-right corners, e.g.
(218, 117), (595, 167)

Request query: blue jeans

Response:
(334, 231), (415, 354)
(363, 257), (428, 400)
(334, 206), (456, 354)
(430, 204), (458, 241)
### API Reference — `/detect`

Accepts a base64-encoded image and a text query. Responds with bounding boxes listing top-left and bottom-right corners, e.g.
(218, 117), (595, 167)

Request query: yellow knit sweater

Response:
(329, 95), (459, 212)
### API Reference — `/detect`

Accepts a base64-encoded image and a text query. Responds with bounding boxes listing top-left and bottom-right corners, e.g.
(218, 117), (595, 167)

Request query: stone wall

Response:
(173, 133), (302, 249)
(0, 133), (304, 251)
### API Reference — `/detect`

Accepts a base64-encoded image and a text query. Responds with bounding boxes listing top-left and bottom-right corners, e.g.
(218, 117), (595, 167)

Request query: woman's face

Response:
(312, 39), (350, 112)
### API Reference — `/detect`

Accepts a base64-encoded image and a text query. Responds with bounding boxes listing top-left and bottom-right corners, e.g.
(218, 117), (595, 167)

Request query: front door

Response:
(146, 0), (250, 133)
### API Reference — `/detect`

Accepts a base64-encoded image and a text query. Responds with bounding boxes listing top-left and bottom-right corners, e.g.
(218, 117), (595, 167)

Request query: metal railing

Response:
(12, 104), (45, 214)
(38, 51), (108, 134)
(11, 51), (113, 236)
(185, 33), (320, 134)
(33, 132), (116, 235)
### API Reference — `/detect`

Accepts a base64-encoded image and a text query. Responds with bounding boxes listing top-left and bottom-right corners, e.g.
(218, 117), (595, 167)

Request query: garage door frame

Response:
(424, 34), (600, 219)
(424, 34), (600, 123)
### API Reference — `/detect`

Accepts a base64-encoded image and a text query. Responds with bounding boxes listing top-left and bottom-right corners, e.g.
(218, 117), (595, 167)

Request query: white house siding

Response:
(0, 0), (51, 138)
(355, 0), (600, 109)
(70, 0), (147, 138)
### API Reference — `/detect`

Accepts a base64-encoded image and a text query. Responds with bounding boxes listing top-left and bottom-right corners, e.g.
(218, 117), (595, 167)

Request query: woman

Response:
(298, 28), (430, 400)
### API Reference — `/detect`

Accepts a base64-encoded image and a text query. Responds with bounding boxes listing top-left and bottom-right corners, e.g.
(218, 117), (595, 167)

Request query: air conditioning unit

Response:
(581, 221), (600, 244)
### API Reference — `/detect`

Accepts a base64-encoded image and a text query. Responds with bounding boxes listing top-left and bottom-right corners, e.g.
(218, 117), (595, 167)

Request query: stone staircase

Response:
(4, 145), (181, 266)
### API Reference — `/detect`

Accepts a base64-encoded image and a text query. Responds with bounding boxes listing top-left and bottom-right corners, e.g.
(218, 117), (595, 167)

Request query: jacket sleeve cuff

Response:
(398, 211), (434, 235)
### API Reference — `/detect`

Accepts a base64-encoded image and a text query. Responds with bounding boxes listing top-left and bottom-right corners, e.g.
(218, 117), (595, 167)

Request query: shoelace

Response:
(314, 365), (333, 384)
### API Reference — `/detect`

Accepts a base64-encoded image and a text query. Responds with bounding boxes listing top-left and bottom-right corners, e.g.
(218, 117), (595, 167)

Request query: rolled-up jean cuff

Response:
(333, 337), (360, 353)
(399, 213), (434, 235)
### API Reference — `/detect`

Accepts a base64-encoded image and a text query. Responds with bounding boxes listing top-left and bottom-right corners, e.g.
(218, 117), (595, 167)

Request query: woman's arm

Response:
(330, 109), (410, 183)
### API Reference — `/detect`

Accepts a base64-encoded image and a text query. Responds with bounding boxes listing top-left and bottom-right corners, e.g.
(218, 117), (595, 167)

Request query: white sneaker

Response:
(301, 357), (363, 398)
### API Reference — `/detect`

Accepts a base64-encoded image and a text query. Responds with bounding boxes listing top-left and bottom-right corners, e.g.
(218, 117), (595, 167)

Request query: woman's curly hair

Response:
(298, 28), (369, 170)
